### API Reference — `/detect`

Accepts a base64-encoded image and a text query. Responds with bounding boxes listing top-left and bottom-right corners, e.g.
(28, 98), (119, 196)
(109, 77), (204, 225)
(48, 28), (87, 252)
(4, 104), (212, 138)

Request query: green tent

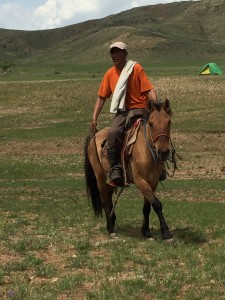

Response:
(199, 62), (223, 75)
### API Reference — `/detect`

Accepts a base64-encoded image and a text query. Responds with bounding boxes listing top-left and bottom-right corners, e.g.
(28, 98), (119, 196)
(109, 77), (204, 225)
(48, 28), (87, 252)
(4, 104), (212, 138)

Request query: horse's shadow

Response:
(172, 227), (207, 244)
(116, 224), (142, 239)
(117, 225), (207, 244)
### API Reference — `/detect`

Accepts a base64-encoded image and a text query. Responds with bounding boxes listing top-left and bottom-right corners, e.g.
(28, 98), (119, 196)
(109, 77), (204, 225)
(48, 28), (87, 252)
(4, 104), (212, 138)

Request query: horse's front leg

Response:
(134, 176), (173, 240)
(134, 177), (157, 238)
(142, 198), (153, 239)
(152, 196), (173, 240)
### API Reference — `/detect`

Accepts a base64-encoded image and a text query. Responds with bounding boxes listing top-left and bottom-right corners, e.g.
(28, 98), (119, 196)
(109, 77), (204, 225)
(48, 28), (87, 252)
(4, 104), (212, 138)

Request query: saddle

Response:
(122, 118), (142, 157)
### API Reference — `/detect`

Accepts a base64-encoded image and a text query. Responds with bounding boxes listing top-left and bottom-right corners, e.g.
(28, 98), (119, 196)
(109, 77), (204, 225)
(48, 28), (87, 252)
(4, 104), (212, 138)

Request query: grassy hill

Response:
(0, 0), (224, 79)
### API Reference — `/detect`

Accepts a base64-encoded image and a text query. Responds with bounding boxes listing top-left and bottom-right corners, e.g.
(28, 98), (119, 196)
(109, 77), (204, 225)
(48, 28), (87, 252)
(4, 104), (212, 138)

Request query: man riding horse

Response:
(90, 41), (165, 186)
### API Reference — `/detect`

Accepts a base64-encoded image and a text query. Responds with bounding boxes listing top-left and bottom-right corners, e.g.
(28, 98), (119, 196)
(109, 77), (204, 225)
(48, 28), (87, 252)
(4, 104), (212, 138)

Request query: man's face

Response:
(110, 48), (127, 69)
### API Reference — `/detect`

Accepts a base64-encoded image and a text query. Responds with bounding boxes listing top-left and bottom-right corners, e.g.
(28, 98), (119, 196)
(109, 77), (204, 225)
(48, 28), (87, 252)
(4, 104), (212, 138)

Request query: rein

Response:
(143, 120), (158, 164)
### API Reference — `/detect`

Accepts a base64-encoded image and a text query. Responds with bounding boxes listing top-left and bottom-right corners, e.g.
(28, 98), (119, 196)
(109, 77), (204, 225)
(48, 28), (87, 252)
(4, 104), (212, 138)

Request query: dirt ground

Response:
(0, 132), (224, 180)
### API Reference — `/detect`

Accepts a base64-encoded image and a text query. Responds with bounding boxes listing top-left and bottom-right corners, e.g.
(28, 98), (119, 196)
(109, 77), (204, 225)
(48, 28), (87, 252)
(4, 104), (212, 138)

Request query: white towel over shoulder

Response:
(110, 60), (137, 114)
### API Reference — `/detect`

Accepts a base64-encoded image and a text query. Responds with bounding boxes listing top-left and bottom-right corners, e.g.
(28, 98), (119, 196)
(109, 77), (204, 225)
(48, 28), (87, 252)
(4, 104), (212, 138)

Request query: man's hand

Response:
(90, 97), (105, 134)
(90, 119), (97, 134)
(147, 89), (157, 102)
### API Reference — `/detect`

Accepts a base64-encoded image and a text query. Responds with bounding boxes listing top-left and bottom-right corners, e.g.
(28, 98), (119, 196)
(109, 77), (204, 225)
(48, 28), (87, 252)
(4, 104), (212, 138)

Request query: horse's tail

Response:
(84, 134), (102, 216)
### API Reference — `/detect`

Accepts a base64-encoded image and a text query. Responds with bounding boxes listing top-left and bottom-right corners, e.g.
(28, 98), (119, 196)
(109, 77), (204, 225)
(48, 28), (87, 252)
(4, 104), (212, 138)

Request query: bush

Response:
(0, 61), (14, 72)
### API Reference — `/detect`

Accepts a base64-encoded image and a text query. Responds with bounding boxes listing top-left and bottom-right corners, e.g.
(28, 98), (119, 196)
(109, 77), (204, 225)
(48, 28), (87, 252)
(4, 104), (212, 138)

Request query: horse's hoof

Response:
(147, 237), (155, 241)
(144, 232), (154, 240)
(109, 233), (117, 239)
(164, 237), (174, 243)
(142, 228), (154, 240)
(162, 231), (173, 241)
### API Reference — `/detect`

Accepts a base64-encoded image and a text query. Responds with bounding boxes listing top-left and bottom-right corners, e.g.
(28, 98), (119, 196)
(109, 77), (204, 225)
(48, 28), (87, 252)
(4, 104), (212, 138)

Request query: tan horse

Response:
(84, 99), (173, 239)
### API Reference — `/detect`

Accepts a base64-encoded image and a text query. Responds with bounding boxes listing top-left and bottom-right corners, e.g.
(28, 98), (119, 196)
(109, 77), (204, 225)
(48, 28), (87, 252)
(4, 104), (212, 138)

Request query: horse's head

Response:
(147, 99), (172, 161)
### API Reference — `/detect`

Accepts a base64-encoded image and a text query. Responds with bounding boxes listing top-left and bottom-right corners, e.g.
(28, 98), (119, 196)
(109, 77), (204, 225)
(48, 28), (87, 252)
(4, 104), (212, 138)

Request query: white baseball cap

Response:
(109, 42), (127, 51)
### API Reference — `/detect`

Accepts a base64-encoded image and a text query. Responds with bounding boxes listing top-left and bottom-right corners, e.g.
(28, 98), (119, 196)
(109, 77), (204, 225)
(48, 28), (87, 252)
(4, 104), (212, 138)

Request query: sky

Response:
(0, 0), (198, 31)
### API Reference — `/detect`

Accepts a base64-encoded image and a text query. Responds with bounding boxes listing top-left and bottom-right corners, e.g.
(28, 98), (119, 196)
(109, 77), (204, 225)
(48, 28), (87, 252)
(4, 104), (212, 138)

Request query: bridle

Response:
(150, 132), (170, 144)
(142, 101), (178, 177)
(143, 118), (170, 164)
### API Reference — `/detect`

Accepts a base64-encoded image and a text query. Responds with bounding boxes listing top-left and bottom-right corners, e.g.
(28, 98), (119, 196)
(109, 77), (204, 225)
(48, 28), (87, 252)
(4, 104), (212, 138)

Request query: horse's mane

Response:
(152, 101), (163, 112)
(147, 100), (172, 116)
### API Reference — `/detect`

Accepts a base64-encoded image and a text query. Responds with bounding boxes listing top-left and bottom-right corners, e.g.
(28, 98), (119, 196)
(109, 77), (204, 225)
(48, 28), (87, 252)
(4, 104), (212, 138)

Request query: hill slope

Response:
(0, 0), (224, 73)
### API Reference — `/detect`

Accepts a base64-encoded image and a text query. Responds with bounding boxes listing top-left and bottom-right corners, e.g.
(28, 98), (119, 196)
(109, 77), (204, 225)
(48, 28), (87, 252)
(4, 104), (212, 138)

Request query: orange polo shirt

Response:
(98, 63), (154, 109)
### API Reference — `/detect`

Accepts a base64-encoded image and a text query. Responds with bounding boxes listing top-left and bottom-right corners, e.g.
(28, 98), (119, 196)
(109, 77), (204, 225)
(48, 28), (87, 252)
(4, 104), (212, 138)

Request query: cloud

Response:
(0, 0), (199, 31)
(131, 0), (196, 6)
(32, 0), (100, 30)
(0, 2), (29, 30)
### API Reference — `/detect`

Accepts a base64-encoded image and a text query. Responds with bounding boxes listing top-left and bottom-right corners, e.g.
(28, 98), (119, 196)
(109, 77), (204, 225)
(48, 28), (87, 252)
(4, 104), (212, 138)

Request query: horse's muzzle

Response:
(157, 149), (170, 161)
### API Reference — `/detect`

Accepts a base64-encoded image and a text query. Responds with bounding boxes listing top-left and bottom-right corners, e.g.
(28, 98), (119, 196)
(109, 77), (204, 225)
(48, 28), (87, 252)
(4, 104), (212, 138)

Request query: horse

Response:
(84, 99), (174, 240)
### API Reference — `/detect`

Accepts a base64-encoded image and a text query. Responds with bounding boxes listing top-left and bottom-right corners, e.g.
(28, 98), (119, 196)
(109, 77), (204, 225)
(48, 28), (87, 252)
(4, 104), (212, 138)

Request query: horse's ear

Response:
(163, 98), (172, 116)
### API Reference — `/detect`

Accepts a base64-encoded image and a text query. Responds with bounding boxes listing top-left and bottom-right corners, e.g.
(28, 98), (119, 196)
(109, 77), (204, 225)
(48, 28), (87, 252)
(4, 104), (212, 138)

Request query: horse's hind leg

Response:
(142, 198), (153, 239)
(106, 184), (116, 231)
(152, 196), (173, 240)
(97, 180), (115, 235)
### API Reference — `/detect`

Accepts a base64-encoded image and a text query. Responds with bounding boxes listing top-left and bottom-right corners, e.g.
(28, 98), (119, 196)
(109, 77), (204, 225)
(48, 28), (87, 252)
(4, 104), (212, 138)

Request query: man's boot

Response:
(107, 149), (123, 185)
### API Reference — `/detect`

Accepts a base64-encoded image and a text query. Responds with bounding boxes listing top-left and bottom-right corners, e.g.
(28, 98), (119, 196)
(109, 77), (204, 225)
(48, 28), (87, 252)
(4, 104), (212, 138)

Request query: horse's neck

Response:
(141, 120), (154, 146)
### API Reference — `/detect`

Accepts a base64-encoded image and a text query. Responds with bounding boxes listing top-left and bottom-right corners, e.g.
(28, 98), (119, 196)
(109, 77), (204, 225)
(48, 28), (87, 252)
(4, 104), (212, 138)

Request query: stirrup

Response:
(109, 165), (124, 186)
(107, 180), (128, 188)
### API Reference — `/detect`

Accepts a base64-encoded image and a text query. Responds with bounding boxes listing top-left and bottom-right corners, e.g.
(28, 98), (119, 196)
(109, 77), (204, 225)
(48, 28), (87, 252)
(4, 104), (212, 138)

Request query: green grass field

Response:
(0, 71), (225, 299)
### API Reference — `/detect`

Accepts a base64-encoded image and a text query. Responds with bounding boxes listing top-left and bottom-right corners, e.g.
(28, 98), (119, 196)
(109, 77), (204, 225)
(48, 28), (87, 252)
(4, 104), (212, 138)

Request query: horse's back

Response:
(88, 127), (110, 175)
(95, 127), (110, 150)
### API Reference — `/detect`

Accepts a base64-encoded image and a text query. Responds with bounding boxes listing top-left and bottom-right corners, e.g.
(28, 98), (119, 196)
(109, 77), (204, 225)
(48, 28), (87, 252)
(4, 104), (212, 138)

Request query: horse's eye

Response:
(149, 122), (153, 128)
